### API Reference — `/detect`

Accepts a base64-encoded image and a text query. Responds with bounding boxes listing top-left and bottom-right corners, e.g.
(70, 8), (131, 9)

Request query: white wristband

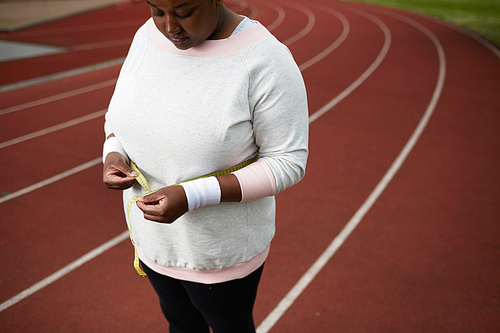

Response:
(180, 176), (221, 212)
(102, 136), (129, 163)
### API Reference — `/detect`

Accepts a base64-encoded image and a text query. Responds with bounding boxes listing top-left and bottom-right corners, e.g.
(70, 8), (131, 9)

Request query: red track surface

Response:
(1, 1), (499, 332)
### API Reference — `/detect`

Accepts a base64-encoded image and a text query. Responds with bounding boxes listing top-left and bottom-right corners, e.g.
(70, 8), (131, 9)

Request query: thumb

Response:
(127, 167), (138, 177)
(138, 190), (161, 203)
(114, 163), (137, 178)
(123, 162), (138, 177)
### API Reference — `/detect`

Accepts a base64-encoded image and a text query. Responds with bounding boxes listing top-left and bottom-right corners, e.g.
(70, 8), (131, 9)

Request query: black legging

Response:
(141, 261), (264, 333)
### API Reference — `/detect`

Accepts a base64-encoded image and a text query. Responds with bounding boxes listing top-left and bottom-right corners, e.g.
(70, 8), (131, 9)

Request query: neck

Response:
(208, 6), (243, 40)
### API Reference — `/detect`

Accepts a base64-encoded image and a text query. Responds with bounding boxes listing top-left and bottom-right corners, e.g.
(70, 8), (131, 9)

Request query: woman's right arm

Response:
(102, 130), (137, 190)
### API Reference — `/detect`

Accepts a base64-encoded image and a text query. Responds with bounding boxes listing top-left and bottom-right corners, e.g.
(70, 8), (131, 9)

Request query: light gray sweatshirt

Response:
(106, 18), (308, 271)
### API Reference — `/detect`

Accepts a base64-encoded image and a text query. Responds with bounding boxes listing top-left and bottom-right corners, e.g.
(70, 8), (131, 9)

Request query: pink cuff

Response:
(233, 159), (276, 202)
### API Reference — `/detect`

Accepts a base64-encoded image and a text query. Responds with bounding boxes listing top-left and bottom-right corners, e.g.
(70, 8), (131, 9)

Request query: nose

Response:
(165, 14), (181, 35)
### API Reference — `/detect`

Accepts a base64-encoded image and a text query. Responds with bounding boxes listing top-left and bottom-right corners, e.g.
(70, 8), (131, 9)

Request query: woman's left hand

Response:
(136, 185), (188, 223)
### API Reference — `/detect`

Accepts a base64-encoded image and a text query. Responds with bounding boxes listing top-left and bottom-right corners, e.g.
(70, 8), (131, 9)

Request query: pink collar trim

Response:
(147, 18), (272, 56)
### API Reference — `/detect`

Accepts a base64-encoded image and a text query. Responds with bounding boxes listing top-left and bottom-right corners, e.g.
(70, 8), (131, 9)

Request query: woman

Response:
(102, 0), (308, 332)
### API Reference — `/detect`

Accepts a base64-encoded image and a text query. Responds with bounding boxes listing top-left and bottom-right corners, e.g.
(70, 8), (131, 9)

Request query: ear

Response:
(215, 0), (223, 6)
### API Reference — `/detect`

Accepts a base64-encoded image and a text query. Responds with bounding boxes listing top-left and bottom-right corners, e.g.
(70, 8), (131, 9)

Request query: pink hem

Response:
(147, 18), (272, 57)
(137, 245), (269, 284)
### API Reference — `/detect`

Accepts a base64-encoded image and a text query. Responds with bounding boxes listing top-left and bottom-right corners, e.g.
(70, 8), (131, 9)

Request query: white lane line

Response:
(71, 39), (132, 52)
(309, 9), (391, 123)
(226, 0), (258, 18)
(299, 6), (350, 71)
(282, 1), (316, 46)
(11, 20), (145, 37)
(0, 58), (124, 93)
(0, 231), (129, 313)
(264, 3), (286, 32)
(257, 7), (446, 333)
(247, 1), (259, 19)
(413, 12), (500, 60)
(0, 110), (106, 149)
(0, 158), (101, 205)
(0, 79), (116, 116)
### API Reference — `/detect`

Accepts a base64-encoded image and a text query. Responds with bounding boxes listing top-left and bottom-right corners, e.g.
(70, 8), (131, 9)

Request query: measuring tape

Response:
(126, 155), (258, 277)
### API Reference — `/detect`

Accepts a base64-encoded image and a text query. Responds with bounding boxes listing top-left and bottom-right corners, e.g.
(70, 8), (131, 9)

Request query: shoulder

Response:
(237, 26), (295, 67)
(128, 19), (152, 51)
(239, 33), (300, 82)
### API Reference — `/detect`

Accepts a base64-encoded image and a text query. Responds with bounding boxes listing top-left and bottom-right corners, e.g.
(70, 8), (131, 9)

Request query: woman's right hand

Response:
(103, 152), (138, 190)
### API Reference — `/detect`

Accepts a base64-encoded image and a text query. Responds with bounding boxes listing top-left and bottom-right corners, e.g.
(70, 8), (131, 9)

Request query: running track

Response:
(1, 0), (499, 331)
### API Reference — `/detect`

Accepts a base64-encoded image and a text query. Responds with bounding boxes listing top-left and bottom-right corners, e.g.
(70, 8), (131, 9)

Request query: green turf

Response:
(345, 0), (500, 46)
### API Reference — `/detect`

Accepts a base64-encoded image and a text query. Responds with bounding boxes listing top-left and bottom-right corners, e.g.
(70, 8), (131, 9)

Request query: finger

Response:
(142, 213), (171, 223)
(104, 175), (136, 188)
(123, 165), (138, 177)
(105, 181), (136, 190)
(136, 199), (161, 213)
(142, 212), (179, 224)
(105, 173), (136, 181)
(104, 153), (138, 177)
(110, 164), (137, 178)
(137, 192), (163, 204)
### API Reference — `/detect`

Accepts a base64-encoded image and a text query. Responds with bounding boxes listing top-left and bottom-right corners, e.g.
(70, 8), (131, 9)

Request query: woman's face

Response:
(146, 0), (224, 50)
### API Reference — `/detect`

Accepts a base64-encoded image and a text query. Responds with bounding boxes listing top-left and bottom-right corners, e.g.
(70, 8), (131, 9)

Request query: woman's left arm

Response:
(135, 173), (241, 223)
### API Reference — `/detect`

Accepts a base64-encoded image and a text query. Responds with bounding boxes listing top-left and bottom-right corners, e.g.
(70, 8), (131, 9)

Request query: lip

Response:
(168, 35), (189, 45)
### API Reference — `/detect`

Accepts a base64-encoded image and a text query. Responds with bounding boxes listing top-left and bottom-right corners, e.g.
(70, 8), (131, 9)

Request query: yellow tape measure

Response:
(126, 155), (258, 277)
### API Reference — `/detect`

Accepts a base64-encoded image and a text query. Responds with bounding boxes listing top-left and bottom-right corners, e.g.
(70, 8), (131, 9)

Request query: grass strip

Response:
(346, 0), (500, 46)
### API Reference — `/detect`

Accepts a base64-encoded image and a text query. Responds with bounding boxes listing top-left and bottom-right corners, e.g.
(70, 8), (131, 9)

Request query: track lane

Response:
(260, 1), (500, 332)
(1, 240), (167, 332)
(0, 0), (498, 331)
(0, 0), (336, 316)
(0, 0), (386, 322)
(0, 164), (125, 300)
(259, 4), (445, 331)
(262, 2), (286, 32)
(0, 0), (362, 322)
(0, 2), (149, 86)
(255, 2), (407, 328)
(0, 108), (108, 193)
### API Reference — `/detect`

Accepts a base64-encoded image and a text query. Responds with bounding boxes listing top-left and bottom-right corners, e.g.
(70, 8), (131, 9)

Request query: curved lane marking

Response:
(299, 6), (350, 71)
(264, 3), (286, 32)
(309, 8), (391, 123)
(257, 6), (447, 333)
(281, 1), (316, 46)
(226, 0), (259, 19)
(247, 1), (259, 18)
(405, 11), (500, 60)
